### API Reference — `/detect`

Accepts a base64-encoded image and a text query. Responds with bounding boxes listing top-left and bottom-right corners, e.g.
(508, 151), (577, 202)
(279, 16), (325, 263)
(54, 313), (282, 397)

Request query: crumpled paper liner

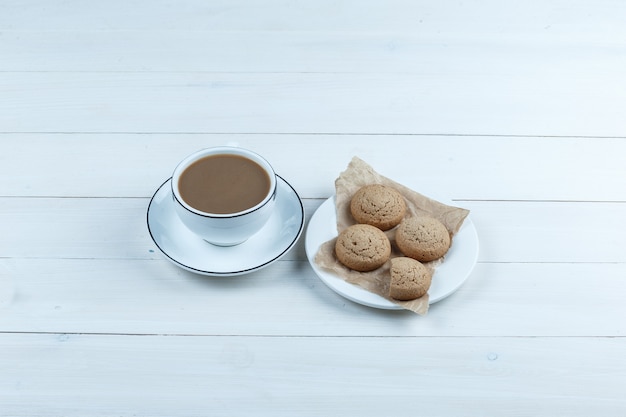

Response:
(314, 157), (470, 315)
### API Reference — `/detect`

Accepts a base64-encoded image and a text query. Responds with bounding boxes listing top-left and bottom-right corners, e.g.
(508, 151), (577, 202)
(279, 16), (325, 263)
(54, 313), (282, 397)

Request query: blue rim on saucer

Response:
(147, 175), (304, 276)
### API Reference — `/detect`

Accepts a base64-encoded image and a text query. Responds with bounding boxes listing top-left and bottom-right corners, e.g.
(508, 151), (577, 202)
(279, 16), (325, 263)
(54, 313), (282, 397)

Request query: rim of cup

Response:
(171, 146), (277, 219)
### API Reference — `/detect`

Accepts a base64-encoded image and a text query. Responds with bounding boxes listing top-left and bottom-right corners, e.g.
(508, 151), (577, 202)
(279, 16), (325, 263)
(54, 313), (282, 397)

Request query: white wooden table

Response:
(1, 1), (625, 415)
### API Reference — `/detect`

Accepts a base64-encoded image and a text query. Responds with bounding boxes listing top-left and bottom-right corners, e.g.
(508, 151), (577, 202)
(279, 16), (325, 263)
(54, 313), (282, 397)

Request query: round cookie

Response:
(350, 184), (407, 231)
(395, 216), (451, 262)
(389, 257), (432, 301)
(335, 224), (391, 272)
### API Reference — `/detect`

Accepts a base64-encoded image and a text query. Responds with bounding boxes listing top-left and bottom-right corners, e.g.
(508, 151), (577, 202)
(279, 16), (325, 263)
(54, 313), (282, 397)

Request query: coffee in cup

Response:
(171, 147), (277, 246)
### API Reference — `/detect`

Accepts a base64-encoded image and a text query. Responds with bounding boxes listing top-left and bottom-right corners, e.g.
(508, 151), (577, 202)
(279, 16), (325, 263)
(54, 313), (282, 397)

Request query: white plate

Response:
(147, 175), (304, 276)
(305, 196), (479, 309)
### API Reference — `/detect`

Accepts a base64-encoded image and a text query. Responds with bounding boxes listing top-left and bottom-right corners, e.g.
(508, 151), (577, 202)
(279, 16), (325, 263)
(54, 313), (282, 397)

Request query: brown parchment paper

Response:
(314, 157), (470, 315)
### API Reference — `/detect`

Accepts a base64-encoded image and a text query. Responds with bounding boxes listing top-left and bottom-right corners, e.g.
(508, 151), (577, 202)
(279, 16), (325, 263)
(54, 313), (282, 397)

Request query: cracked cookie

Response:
(350, 184), (407, 231)
(335, 224), (391, 272)
(389, 257), (432, 300)
(396, 216), (451, 262)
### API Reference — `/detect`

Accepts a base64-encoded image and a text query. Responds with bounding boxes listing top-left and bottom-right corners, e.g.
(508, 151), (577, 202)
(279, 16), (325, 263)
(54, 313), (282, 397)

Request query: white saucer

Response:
(305, 196), (479, 309)
(147, 175), (304, 276)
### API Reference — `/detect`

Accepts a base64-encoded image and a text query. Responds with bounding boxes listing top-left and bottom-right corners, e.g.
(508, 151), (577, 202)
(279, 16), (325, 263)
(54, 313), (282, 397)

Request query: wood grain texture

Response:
(1, 333), (625, 417)
(1, 0), (623, 36)
(2, 1), (625, 137)
(1, 259), (625, 337)
(2, 26), (624, 74)
(2, 0), (626, 414)
(1, 135), (624, 200)
(1, 71), (625, 136)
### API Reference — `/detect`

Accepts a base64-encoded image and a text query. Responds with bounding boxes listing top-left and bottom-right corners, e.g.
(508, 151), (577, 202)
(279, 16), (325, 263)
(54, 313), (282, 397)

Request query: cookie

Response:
(350, 184), (407, 231)
(335, 224), (391, 272)
(395, 216), (451, 262)
(389, 257), (432, 301)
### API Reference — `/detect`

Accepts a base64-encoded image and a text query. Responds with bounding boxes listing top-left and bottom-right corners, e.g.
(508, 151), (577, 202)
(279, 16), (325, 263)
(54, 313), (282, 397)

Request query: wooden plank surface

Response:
(2, 24), (624, 75)
(1, 333), (624, 417)
(1, 259), (624, 337)
(2, 0), (626, 415)
(1, 135), (624, 201)
(1, 72), (625, 136)
(2, 1), (625, 137)
(2, 0), (623, 36)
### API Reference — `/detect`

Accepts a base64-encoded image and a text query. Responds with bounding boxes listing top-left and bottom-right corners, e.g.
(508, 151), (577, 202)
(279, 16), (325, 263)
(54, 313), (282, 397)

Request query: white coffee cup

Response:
(171, 146), (277, 246)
